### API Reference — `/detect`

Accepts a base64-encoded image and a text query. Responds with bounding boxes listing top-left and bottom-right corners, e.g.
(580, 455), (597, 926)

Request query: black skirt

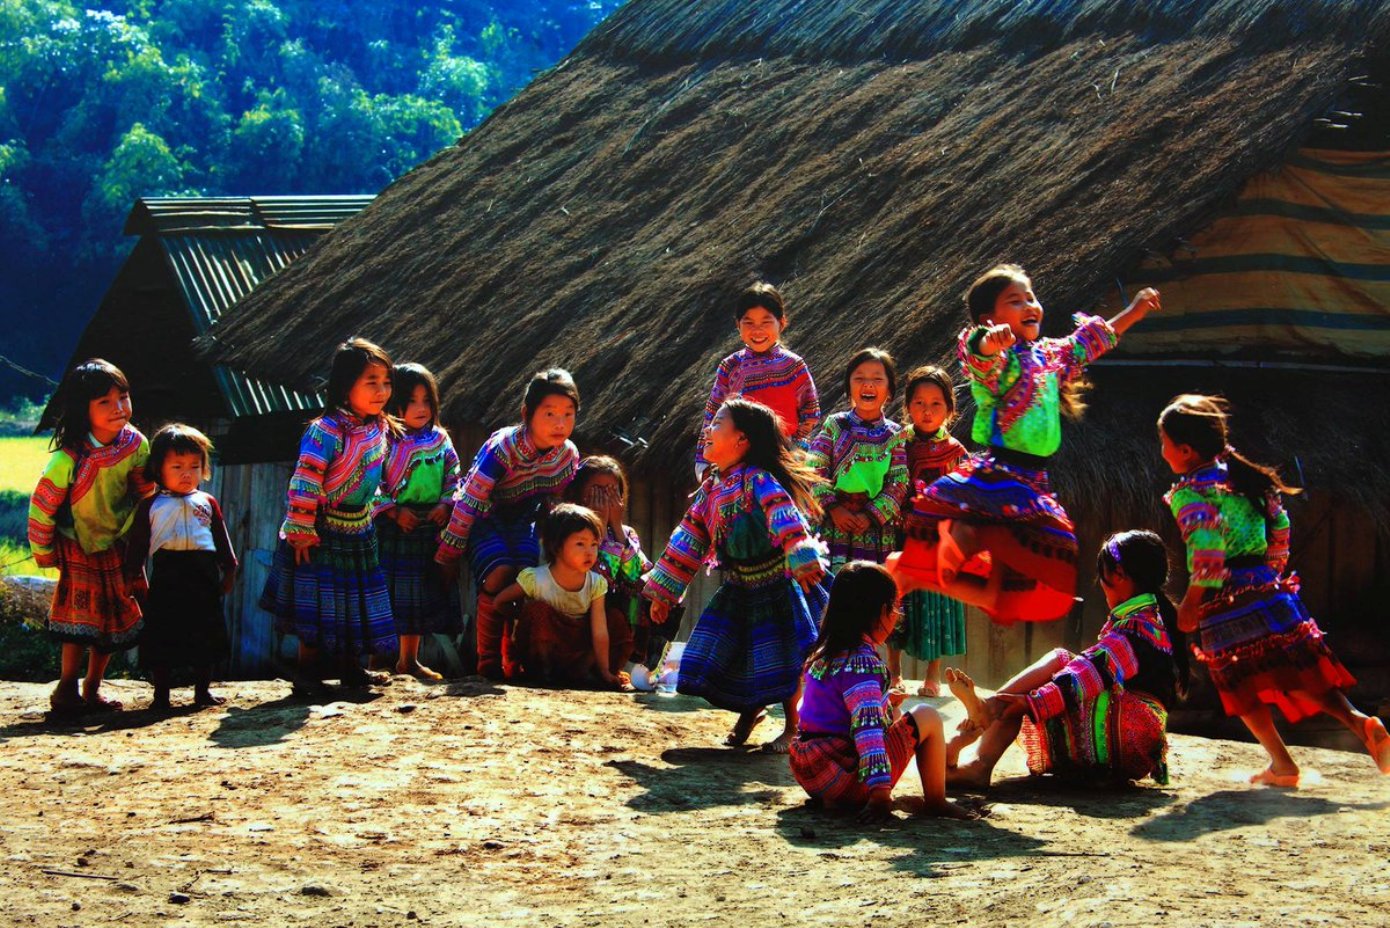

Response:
(140, 550), (231, 668)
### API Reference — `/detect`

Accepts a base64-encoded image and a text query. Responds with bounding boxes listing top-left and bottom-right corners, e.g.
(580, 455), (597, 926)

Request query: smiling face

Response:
(737, 306), (784, 354)
(87, 385), (132, 443)
(907, 381), (951, 435)
(527, 394), (577, 451)
(159, 450), (205, 495)
(402, 384), (433, 430)
(991, 280), (1045, 343)
(703, 406), (748, 472)
(848, 360), (890, 420)
(346, 362), (392, 418)
(556, 527), (600, 575)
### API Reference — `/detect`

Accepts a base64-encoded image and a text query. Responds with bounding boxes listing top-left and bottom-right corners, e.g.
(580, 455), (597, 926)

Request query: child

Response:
(375, 363), (461, 681)
(695, 282), (820, 479)
(124, 424), (237, 709)
(435, 369), (580, 679)
(495, 503), (633, 688)
(260, 337), (399, 696)
(645, 397), (828, 753)
(1159, 394), (1389, 785)
(887, 366), (969, 696)
(565, 455), (656, 666)
(790, 561), (972, 820)
(946, 530), (1185, 789)
(28, 359), (154, 713)
(891, 264), (1160, 623)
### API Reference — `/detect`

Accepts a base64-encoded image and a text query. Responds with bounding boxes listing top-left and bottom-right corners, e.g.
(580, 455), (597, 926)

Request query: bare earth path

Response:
(0, 679), (1386, 927)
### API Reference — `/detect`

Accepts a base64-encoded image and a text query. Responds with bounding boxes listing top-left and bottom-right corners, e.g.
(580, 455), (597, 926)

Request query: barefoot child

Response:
(376, 363), (461, 681)
(1159, 394), (1389, 785)
(124, 424), (237, 709)
(495, 503), (633, 688)
(645, 397), (829, 753)
(435, 369), (581, 679)
(891, 265), (1160, 622)
(696, 282), (820, 479)
(806, 348), (909, 683)
(790, 561), (973, 819)
(886, 366), (968, 696)
(947, 530), (1184, 788)
(28, 359), (155, 713)
(260, 338), (399, 696)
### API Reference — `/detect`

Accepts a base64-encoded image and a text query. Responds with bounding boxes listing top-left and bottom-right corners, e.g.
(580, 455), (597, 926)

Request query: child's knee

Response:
(909, 704), (944, 736)
(1044, 648), (1070, 672)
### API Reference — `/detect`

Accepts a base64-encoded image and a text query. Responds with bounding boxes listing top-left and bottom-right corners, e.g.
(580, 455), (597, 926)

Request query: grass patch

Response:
(0, 435), (50, 494)
(0, 538), (53, 579)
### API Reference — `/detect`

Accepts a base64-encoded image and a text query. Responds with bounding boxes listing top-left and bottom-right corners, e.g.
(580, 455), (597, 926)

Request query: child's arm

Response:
(1264, 492), (1292, 576)
(1168, 486), (1227, 631)
(793, 360), (821, 448)
(209, 496), (239, 595)
(1024, 632), (1140, 722)
(959, 325), (1017, 397)
(843, 676), (895, 817)
(436, 431), (510, 564)
(27, 451), (73, 569)
(282, 419), (341, 552)
(1106, 287), (1161, 338)
(122, 495), (154, 586)
(433, 434), (463, 526)
(587, 590), (617, 683)
(643, 491), (713, 623)
(493, 581), (527, 609)
(127, 435), (156, 501)
(866, 430), (910, 530)
(750, 470), (827, 590)
(805, 419), (856, 533)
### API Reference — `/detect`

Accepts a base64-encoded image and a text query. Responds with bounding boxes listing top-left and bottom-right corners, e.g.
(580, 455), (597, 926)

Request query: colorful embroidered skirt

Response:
(47, 535), (143, 653)
(893, 450), (1077, 623)
(140, 550), (230, 668)
(512, 601), (633, 684)
(1019, 687), (1169, 785)
(678, 553), (828, 713)
(376, 505), (460, 636)
(789, 715), (917, 804)
(1195, 566), (1356, 723)
(260, 505), (398, 657)
(888, 589), (966, 662)
(820, 491), (898, 570)
(468, 498), (545, 582)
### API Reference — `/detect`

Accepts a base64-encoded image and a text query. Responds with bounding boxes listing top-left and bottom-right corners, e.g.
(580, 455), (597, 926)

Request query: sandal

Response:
(1249, 766), (1300, 788)
(1359, 716), (1390, 775)
(49, 689), (86, 715)
(83, 694), (124, 713)
(917, 681), (942, 698)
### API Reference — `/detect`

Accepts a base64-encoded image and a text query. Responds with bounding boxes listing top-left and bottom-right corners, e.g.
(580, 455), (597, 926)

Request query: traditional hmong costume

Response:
(28, 427), (153, 652)
(1166, 460), (1354, 722)
(260, 409), (397, 657)
(1019, 593), (1174, 785)
(790, 639), (919, 804)
(124, 489), (236, 669)
(806, 411), (909, 571)
(435, 426), (578, 677)
(889, 426), (969, 662)
(374, 424), (461, 636)
(896, 314), (1118, 623)
(596, 524), (655, 663)
(644, 464), (828, 712)
(511, 565), (632, 684)
(695, 344), (820, 475)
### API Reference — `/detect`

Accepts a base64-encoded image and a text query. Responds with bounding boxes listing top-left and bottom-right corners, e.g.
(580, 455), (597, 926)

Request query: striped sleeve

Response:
(436, 430), (511, 563)
(441, 433), (463, 501)
(959, 326), (1013, 396)
(643, 489), (712, 606)
(750, 470), (824, 581)
(1026, 631), (1140, 722)
(794, 358), (821, 447)
(844, 676), (893, 789)
(867, 429), (909, 528)
(805, 417), (838, 509)
(280, 419), (341, 542)
(1169, 486), (1227, 588)
(1264, 491), (1291, 576)
(27, 450), (74, 568)
(695, 355), (736, 471)
(1062, 313), (1119, 381)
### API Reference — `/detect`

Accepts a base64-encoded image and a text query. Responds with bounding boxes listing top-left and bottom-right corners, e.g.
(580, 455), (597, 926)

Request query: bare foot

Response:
(397, 662), (444, 682)
(921, 799), (979, 820)
(761, 730), (794, 754)
(945, 758), (993, 789)
(946, 726), (982, 769)
(1358, 716), (1390, 774)
(945, 667), (993, 731)
(724, 710), (767, 747)
(1249, 765), (1300, 788)
(83, 692), (123, 712)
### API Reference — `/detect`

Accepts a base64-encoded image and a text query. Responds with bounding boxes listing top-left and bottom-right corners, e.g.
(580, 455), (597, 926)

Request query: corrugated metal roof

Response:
(126, 196), (374, 417)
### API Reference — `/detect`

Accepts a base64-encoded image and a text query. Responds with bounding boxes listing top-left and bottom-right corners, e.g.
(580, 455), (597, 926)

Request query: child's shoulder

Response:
(810, 642), (886, 681)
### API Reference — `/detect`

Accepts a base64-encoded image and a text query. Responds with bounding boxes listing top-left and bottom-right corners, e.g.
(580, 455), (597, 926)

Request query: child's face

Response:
(1098, 563), (1138, 610)
(402, 384), (433, 430)
(704, 407), (748, 472)
(88, 385), (132, 441)
(159, 451), (205, 495)
(990, 280), (1044, 342)
(347, 362), (392, 418)
(907, 381), (950, 434)
(737, 306), (784, 353)
(1159, 429), (1202, 475)
(580, 472), (622, 513)
(557, 528), (600, 574)
(527, 394), (577, 450)
(848, 361), (890, 420)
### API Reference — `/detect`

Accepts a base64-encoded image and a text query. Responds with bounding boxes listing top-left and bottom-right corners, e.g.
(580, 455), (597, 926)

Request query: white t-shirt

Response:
(516, 565), (608, 618)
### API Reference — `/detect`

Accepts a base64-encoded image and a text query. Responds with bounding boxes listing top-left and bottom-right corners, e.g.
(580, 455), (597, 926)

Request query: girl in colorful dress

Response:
(790, 561), (972, 820)
(375, 363), (461, 681)
(890, 264), (1160, 623)
(946, 530), (1185, 788)
(435, 369), (580, 679)
(124, 424), (237, 710)
(565, 455), (656, 666)
(1159, 394), (1389, 785)
(494, 503), (633, 688)
(260, 338), (398, 696)
(695, 282), (820, 479)
(28, 359), (154, 713)
(645, 397), (828, 753)
(886, 366), (969, 696)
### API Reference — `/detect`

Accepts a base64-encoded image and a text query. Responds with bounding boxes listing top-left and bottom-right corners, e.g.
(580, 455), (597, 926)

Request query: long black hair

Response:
(1158, 394), (1299, 518)
(720, 397), (823, 520)
(1097, 529), (1190, 700)
(49, 358), (129, 452)
(804, 561), (898, 668)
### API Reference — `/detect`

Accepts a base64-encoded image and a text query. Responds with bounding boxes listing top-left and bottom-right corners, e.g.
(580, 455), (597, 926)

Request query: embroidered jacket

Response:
(902, 425), (968, 487)
(696, 344), (820, 472)
(961, 313), (1117, 457)
(375, 424), (461, 515)
(28, 426), (153, 565)
(799, 640), (896, 790)
(280, 409), (389, 543)
(806, 411), (909, 527)
(597, 524), (652, 625)
(124, 489), (237, 582)
(1025, 593), (1176, 721)
(1164, 459), (1291, 589)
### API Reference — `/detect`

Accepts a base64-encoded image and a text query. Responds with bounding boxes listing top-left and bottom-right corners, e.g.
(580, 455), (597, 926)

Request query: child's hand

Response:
(395, 508), (421, 532)
(858, 789), (894, 823)
(428, 503), (451, 526)
(977, 321), (1017, 356)
(798, 563), (827, 592)
(850, 512), (872, 534)
(649, 599), (672, 625)
(1128, 287), (1161, 316)
(288, 535), (316, 565)
(829, 505), (858, 533)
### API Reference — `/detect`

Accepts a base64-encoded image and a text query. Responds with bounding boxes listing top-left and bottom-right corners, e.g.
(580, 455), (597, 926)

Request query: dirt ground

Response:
(0, 677), (1387, 928)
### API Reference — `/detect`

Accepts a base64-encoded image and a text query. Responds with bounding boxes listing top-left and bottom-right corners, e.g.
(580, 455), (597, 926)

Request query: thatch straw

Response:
(202, 0), (1390, 519)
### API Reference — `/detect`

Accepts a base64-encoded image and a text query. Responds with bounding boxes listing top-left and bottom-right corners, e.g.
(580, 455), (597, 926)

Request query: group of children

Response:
(28, 263), (1390, 823)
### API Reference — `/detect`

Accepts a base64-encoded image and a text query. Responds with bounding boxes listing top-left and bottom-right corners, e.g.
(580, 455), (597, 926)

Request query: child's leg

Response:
(55, 644), (85, 700)
(997, 649), (1071, 696)
(1239, 704), (1300, 784)
(150, 663), (172, 709)
(907, 705), (973, 818)
(193, 665), (224, 707)
(763, 695), (799, 754)
(947, 711), (1025, 789)
(1300, 688), (1390, 774)
(725, 707), (768, 747)
(83, 650), (117, 707)
(924, 658), (943, 688)
(476, 567), (516, 679)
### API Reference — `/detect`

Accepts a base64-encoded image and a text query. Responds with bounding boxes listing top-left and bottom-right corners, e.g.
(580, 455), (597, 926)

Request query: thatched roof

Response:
(204, 0), (1390, 491)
